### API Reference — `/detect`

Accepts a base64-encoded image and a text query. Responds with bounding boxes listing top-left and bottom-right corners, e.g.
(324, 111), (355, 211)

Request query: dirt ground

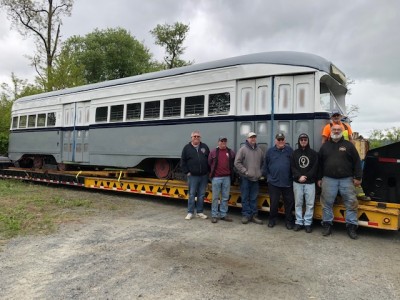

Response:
(0, 190), (400, 300)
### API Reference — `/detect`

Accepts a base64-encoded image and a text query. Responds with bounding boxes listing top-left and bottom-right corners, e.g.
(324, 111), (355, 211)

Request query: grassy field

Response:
(0, 179), (137, 243)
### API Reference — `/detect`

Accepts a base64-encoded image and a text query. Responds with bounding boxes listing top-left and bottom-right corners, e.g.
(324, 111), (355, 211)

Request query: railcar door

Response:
(273, 74), (315, 148)
(236, 78), (271, 153)
(62, 102), (90, 163)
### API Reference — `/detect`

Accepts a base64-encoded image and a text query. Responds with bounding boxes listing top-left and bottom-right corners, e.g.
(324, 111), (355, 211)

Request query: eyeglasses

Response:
(277, 138), (284, 142)
(192, 135), (201, 138)
(300, 138), (308, 141)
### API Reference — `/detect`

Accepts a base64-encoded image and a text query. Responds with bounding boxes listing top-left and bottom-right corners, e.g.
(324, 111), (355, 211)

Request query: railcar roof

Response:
(17, 51), (334, 102)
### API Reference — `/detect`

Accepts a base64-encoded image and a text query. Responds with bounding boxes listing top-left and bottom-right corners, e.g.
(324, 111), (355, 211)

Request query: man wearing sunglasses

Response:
(263, 133), (295, 229)
(291, 133), (318, 233)
(181, 130), (210, 220)
(322, 109), (353, 144)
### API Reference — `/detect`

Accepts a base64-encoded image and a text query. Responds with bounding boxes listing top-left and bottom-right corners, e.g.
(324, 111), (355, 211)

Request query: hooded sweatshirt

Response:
(290, 133), (318, 184)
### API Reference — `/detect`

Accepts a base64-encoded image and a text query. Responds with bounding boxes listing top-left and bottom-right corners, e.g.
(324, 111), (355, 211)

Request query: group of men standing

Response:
(180, 110), (362, 240)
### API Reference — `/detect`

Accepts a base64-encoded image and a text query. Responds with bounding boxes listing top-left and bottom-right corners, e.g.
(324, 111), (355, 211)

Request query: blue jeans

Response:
(187, 174), (208, 214)
(240, 177), (259, 218)
(293, 182), (315, 226)
(320, 176), (358, 225)
(211, 176), (231, 218)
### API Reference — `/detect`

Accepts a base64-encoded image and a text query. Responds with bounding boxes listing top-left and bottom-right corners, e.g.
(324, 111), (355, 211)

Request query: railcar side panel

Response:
(8, 130), (62, 162)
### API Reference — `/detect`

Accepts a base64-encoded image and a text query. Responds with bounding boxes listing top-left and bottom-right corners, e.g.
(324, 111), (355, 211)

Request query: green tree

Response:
(61, 28), (156, 83)
(49, 42), (87, 89)
(369, 127), (400, 149)
(150, 22), (193, 69)
(0, 73), (42, 154)
(0, 0), (74, 91)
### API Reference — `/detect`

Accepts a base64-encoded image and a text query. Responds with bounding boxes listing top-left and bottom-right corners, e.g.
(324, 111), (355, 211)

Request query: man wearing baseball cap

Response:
(234, 132), (264, 225)
(263, 133), (295, 229)
(322, 109), (353, 144)
(208, 136), (236, 223)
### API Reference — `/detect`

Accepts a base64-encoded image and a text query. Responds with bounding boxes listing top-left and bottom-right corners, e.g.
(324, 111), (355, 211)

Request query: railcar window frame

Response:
(28, 115), (37, 128)
(47, 112), (56, 127)
(185, 95), (205, 117)
(126, 103), (141, 121)
(95, 106), (108, 123)
(110, 104), (124, 122)
(208, 92), (230, 116)
(144, 100), (160, 120)
(19, 115), (27, 128)
(163, 98), (182, 118)
(37, 114), (46, 127)
(12, 116), (18, 129)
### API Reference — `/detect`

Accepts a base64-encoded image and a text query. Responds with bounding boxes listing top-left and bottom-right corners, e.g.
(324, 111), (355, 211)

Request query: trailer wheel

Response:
(154, 159), (173, 179)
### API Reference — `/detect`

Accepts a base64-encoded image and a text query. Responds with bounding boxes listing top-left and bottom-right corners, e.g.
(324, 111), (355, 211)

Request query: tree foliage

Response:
(60, 28), (157, 83)
(150, 22), (193, 69)
(369, 127), (400, 149)
(0, 0), (74, 91)
(0, 73), (43, 154)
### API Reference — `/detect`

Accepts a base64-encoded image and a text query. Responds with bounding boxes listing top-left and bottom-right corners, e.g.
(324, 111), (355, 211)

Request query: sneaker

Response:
(286, 222), (294, 230)
(322, 223), (332, 236)
(250, 216), (264, 225)
(293, 224), (303, 231)
(241, 216), (249, 224)
(357, 194), (371, 201)
(267, 221), (275, 228)
(305, 226), (312, 233)
(220, 216), (233, 222)
(211, 217), (218, 223)
(196, 213), (208, 219)
(185, 213), (193, 220)
(346, 224), (358, 240)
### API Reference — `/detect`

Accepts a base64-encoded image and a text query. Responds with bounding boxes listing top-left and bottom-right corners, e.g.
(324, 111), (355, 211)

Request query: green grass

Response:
(0, 179), (136, 241)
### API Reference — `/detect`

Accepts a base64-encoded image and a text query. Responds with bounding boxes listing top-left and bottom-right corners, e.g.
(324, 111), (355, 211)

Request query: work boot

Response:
(293, 224), (303, 231)
(305, 226), (312, 233)
(346, 224), (358, 240)
(241, 216), (249, 224)
(322, 223), (332, 236)
(250, 216), (264, 225)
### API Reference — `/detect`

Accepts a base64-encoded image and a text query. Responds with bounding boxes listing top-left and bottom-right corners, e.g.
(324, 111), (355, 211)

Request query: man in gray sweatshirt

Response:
(234, 132), (264, 225)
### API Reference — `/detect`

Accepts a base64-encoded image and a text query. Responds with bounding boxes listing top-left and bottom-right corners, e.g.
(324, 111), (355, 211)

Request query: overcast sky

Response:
(1, 0), (399, 137)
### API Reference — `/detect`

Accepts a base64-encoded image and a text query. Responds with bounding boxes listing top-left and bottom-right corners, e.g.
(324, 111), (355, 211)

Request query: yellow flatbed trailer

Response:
(1, 167), (399, 231)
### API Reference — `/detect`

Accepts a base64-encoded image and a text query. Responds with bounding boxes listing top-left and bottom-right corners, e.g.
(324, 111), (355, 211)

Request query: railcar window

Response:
(28, 115), (36, 127)
(12, 117), (18, 129)
(240, 88), (254, 115)
(144, 101), (160, 119)
(278, 84), (292, 113)
(295, 83), (311, 112)
(19, 115), (27, 128)
(164, 98), (181, 118)
(257, 86), (270, 114)
(37, 114), (46, 127)
(95, 107), (108, 122)
(110, 105), (124, 122)
(47, 113), (56, 126)
(185, 95), (204, 116)
(126, 103), (141, 120)
(209, 93), (230, 115)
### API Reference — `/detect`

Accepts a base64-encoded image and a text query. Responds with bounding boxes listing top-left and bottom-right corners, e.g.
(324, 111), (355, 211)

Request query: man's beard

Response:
(330, 132), (343, 140)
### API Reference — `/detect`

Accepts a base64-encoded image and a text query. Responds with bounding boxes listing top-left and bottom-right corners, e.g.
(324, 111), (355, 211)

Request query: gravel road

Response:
(0, 191), (399, 300)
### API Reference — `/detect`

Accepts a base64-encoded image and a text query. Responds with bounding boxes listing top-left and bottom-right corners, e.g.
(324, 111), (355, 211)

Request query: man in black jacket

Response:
(317, 125), (362, 239)
(291, 133), (318, 233)
(181, 130), (210, 220)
